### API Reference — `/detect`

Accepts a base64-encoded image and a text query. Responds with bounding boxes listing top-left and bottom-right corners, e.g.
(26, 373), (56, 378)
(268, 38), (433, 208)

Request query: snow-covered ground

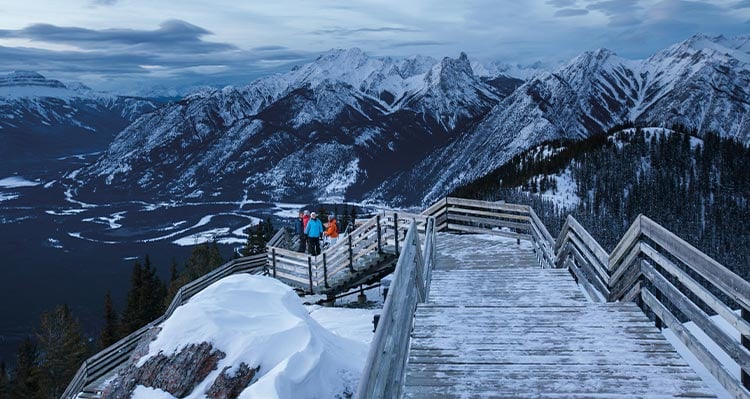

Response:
(130, 275), (373, 399)
(0, 176), (41, 188)
(538, 167), (579, 210)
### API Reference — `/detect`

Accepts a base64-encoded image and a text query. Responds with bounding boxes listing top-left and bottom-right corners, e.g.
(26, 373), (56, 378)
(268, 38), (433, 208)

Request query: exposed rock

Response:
(105, 342), (225, 399)
(206, 363), (260, 399)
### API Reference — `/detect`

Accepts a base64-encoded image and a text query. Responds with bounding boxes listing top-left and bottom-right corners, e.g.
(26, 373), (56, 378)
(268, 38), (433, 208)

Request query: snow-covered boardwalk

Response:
(402, 233), (717, 398)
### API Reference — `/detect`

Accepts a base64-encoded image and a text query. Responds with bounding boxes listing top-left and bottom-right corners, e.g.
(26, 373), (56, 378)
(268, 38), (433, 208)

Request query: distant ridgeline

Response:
(453, 123), (750, 279)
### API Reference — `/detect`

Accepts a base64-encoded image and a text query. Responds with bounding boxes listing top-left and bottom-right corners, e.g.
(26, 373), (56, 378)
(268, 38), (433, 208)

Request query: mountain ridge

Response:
(69, 34), (750, 206)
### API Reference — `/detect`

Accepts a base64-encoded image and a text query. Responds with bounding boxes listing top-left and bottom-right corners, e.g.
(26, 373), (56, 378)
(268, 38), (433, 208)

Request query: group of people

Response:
(296, 210), (339, 256)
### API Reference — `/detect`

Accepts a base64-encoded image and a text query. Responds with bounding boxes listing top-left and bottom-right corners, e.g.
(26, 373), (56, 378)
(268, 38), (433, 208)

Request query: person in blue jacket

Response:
(305, 212), (324, 256)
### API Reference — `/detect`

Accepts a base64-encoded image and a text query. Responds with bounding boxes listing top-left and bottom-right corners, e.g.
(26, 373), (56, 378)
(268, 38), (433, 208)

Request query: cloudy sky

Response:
(1, 0), (748, 93)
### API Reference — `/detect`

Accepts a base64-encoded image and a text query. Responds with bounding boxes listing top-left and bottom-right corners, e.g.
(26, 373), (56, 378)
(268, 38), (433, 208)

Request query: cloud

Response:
(91, 0), (118, 5)
(586, 0), (644, 26)
(0, 20), (235, 54)
(0, 20), (318, 93)
(547, 0), (578, 7)
(313, 26), (419, 36)
(734, 0), (750, 9)
(554, 8), (589, 17)
(386, 40), (450, 48)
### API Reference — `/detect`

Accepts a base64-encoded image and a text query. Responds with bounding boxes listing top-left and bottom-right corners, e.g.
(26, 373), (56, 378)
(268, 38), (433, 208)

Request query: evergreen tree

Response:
(36, 305), (88, 399)
(0, 361), (9, 399)
(242, 222), (269, 256)
(11, 337), (39, 399)
(184, 243), (223, 280)
(99, 290), (119, 349)
(119, 261), (143, 335)
(139, 255), (166, 324)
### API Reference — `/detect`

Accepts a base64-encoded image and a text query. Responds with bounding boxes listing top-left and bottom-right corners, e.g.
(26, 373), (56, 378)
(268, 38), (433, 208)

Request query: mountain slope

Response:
(450, 126), (750, 279)
(371, 34), (750, 207)
(72, 35), (750, 207)
(74, 49), (521, 203)
(0, 71), (160, 173)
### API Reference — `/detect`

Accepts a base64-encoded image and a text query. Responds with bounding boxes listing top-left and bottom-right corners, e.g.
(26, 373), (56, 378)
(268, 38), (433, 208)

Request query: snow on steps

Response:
(402, 233), (717, 399)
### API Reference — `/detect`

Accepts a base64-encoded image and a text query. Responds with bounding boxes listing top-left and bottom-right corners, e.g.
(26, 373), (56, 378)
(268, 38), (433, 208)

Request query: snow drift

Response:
(105, 275), (368, 399)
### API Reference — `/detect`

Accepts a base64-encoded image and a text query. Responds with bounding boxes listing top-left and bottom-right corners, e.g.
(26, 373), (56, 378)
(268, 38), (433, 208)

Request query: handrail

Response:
(65, 196), (750, 399)
(552, 213), (750, 398)
(421, 196), (556, 268)
(61, 253), (267, 399)
(421, 196), (750, 398)
(266, 211), (428, 295)
(355, 217), (436, 399)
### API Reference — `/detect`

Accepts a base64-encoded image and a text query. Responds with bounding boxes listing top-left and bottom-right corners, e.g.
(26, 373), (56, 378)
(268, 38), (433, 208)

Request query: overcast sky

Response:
(1, 0), (748, 93)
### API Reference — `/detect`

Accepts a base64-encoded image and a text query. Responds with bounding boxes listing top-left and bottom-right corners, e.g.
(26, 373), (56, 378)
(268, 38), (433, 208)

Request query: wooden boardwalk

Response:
(402, 233), (717, 398)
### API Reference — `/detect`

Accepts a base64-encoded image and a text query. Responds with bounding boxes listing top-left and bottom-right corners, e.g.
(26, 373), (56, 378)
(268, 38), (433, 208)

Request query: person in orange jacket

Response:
(324, 215), (339, 245)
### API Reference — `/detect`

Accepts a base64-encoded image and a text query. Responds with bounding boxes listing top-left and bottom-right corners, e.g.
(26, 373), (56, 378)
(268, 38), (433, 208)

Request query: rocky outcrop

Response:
(206, 363), (260, 399)
(105, 342), (226, 399)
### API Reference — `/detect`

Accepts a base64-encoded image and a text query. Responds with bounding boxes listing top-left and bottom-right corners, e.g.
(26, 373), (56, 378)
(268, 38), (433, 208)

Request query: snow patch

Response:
(0, 192), (19, 202)
(136, 274), (367, 399)
(0, 176), (40, 188)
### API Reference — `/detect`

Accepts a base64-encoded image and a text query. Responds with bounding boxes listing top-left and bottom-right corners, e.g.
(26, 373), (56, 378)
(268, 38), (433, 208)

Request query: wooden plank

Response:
(641, 260), (750, 373)
(447, 213), (530, 231)
(446, 223), (529, 240)
(640, 215), (750, 310)
(566, 257), (602, 302)
(567, 231), (609, 284)
(642, 288), (750, 399)
(447, 206), (530, 222)
(608, 215), (642, 272)
(567, 243), (609, 297)
(608, 239), (643, 296)
(356, 220), (424, 399)
(566, 215), (608, 267)
(527, 206), (555, 245)
(421, 197), (447, 217)
(446, 197), (530, 213)
(640, 242), (750, 337)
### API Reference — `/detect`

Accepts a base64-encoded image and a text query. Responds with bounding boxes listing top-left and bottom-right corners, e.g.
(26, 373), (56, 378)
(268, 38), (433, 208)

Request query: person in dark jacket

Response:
(305, 211), (324, 256)
(296, 211), (307, 253)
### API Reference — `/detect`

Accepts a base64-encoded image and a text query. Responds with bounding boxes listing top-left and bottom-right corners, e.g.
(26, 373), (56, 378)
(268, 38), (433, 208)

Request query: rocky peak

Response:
(0, 70), (67, 88)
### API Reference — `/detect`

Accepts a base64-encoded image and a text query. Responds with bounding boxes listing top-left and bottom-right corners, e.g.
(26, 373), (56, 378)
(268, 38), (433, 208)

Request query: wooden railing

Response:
(355, 217), (436, 399)
(61, 254), (267, 399)
(64, 196), (750, 399)
(266, 211), (431, 295)
(554, 213), (750, 398)
(422, 197), (556, 268)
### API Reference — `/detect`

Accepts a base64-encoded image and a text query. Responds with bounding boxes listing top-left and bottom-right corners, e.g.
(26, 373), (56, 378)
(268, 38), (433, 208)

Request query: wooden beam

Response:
(642, 288), (750, 399)
(640, 215), (750, 310)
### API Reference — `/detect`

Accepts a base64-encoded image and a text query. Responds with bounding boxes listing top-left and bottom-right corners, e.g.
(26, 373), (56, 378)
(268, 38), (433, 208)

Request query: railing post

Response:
(348, 235), (355, 272)
(394, 212), (399, 256)
(323, 253), (330, 288)
(743, 308), (750, 389)
(377, 214), (382, 253)
(272, 248), (277, 278)
(308, 256), (314, 294)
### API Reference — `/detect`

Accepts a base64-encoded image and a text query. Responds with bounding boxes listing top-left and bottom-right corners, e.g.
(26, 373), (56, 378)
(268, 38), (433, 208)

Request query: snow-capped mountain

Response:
(73, 49), (522, 203)
(73, 34), (750, 207)
(372, 34), (750, 206)
(0, 71), (160, 168)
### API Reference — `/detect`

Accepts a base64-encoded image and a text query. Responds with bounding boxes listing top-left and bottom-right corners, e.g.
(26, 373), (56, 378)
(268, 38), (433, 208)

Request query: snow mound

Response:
(134, 274), (367, 399)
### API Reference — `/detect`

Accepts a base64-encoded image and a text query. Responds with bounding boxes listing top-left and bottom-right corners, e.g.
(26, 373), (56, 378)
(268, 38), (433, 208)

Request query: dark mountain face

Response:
(0, 71), (160, 175)
(370, 35), (750, 207)
(72, 50), (517, 204)
(69, 35), (750, 207)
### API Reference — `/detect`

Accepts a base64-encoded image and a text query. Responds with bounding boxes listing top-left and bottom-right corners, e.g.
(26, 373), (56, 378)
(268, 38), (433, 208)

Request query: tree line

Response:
(453, 124), (750, 279)
(0, 238), (239, 399)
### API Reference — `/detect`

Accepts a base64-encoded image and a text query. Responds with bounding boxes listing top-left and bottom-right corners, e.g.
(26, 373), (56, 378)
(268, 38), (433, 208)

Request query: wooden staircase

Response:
(402, 233), (717, 398)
